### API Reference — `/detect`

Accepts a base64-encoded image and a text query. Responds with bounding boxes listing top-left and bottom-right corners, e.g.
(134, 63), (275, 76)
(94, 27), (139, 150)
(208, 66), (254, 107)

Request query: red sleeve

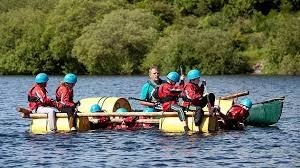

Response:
(58, 87), (75, 107)
(185, 84), (202, 100)
(34, 87), (52, 105)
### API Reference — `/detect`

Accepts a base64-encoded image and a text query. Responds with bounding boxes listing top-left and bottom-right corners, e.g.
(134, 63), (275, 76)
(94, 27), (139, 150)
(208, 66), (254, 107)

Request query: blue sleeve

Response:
(140, 83), (151, 100)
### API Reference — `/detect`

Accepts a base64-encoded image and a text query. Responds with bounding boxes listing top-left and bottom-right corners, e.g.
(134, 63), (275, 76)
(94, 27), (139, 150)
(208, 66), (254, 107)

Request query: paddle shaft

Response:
(128, 97), (152, 103)
(219, 91), (249, 100)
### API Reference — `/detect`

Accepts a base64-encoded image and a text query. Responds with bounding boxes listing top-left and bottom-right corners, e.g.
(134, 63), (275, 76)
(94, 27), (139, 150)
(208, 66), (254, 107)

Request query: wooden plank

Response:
(17, 109), (212, 119)
(219, 91), (249, 100)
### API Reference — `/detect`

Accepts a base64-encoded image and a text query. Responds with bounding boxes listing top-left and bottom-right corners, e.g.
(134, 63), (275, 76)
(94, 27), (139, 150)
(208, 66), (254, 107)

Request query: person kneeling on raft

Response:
(218, 98), (252, 130)
(89, 104), (112, 130)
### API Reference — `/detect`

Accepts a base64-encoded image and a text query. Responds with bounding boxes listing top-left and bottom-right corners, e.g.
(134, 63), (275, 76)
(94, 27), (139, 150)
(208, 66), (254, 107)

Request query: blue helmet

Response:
(90, 104), (102, 113)
(35, 73), (49, 83)
(143, 107), (155, 112)
(187, 69), (201, 80)
(167, 71), (180, 82)
(116, 108), (128, 112)
(240, 98), (252, 108)
(64, 73), (77, 84)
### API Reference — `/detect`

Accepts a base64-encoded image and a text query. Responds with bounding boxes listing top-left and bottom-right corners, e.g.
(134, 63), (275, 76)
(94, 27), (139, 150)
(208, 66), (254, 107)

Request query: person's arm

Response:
(139, 83), (155, 107)
(59, 88), (75, 107)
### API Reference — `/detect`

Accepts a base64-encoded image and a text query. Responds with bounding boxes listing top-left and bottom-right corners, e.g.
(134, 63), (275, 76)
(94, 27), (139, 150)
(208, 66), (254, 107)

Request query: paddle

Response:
(128, 97), (153, 103)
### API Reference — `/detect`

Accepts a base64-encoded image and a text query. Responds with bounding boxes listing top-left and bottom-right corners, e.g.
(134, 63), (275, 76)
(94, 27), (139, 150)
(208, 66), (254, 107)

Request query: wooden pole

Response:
(219, 91), (249, 100)
(21, 112), (212, 119)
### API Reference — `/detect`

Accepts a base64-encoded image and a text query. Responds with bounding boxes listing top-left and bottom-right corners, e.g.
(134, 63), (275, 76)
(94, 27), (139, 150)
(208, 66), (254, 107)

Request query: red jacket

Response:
(181, 82), (204, 107)
(158, 81), (184, 111)
(28, 84), (54, 110)
(55, 83), (75, 109)
(227, 105), (249, 122)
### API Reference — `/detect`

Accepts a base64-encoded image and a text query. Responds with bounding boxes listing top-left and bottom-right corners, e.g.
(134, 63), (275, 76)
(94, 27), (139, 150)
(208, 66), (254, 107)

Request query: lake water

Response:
(0, 75), (299, 167)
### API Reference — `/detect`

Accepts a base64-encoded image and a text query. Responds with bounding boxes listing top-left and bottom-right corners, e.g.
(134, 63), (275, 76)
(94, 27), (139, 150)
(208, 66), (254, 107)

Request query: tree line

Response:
(0, 0), (299, 75)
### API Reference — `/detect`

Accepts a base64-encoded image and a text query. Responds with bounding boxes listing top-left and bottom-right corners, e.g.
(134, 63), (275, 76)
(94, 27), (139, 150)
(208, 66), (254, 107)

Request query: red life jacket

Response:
(27, 84), (52, 110)
(158, 82), (183, 111)
(55, 83), (74, 109)
(227, 104), (249, 122)
(181, 82), (204, 107)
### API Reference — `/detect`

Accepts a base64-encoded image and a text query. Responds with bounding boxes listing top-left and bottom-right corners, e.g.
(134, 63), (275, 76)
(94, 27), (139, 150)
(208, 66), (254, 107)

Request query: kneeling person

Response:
(218, 98), (252, 130)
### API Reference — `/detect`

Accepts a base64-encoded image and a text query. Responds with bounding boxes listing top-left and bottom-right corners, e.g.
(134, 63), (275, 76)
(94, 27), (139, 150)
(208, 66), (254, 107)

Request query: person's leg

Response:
(171, 104), (189, 132)
(194, 106), (204, 126)
(199, 93), (216, 114)
(36, 106), (58, 131)
(60, 107), (76, 130)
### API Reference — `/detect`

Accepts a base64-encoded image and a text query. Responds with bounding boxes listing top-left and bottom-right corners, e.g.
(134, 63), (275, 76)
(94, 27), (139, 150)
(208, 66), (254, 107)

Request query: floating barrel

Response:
(30, 117), (90, 134)
(159, 115), (218, 133)
(215, 99), (234, 115)
(77, 97), (132, 113)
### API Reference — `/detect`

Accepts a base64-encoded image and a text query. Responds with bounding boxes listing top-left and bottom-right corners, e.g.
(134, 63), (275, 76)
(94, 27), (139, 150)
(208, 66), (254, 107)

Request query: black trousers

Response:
(198, 93), (215, 108)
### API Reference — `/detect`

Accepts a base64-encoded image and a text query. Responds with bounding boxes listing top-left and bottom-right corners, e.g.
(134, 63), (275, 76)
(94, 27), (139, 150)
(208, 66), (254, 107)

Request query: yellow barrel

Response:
(215, 99), (234, 115)
(30, 117), (90, 134)
(159, 115), (219, 133)
(77, 97), (132, 113)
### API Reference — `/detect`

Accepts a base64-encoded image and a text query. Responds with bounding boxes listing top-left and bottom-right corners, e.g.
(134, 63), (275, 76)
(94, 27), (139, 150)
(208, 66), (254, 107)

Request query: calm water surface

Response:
(0, 75), (299, 167)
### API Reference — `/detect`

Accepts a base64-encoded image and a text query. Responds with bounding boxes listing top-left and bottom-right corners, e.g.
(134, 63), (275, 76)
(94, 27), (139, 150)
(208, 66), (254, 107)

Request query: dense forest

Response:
(0, 0), (299, 75)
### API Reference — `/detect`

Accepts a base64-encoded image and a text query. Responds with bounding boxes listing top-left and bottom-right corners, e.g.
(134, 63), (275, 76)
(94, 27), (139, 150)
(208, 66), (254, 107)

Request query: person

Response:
(218, 98), (252, 130)
(89, 104), (112, 130)
(28, 73), (58, 132)
(155, 71), (188, 131)
(140, 66), (166, 112)
(181, 69), (216, 125)
(114, 108), (140, 130)
(55, 73), (79, 131)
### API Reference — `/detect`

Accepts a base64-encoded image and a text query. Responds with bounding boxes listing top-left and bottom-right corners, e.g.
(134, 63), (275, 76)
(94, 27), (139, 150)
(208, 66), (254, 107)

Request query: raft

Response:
(245, 97), (285, 126)
(17, 91), (250, 134)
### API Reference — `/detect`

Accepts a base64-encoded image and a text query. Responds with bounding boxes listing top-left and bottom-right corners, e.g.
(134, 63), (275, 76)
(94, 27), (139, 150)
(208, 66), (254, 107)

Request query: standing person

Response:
(155, 71), (188, 131)
(28, 73), (58, 132)
(55, 73), (79, 131)
(181, 69), (216, 125)
(140, 66), (166, 112)
(218, 98), (252, 130)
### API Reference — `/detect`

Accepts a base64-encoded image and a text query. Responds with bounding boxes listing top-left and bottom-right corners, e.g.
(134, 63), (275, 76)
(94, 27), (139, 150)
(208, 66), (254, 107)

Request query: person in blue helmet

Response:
(28, 73), (58, 132)
(218, 98), (253, 130)
(140, 66), (166, 112)
(154, 71), (188, 132)
(114, 108), (140, 130)
(181, 69), (216, 125)
(55, 73), (80, 131)
(89, 104), (112, 129)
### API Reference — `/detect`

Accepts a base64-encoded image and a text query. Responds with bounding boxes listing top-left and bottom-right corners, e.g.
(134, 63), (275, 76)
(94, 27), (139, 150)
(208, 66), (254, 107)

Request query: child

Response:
(218, 98), (252, 130)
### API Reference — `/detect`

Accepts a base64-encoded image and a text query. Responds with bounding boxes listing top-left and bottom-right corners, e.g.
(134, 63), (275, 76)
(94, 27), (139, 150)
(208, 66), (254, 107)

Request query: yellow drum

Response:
(159, 115), (219, 133)
(30, 117), (90, 134)
(77, 97), (132, 113)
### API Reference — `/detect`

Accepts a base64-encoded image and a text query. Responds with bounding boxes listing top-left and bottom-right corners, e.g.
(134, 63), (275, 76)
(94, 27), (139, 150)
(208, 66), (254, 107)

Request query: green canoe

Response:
(245, 97), (285, 126)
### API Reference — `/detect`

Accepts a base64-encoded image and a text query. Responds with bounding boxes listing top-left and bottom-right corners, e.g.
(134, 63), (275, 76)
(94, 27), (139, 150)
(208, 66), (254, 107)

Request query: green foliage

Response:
(0, 8), (49, 74)
(136, 0), (176, 26)
(264, 14), (300, 74)
(143, 26), (250, 75)
(0, 0), (300, 75)
(174, 0), (225, 16)
(72, 9), (161, 75)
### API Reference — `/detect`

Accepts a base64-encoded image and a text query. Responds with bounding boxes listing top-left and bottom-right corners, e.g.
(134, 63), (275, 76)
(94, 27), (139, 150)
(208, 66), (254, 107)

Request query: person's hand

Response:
(75, 101), (81, 106)
(180, 74), (185, 81)
(201, 80), (206, 86)
(153, 102), (160, 107)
